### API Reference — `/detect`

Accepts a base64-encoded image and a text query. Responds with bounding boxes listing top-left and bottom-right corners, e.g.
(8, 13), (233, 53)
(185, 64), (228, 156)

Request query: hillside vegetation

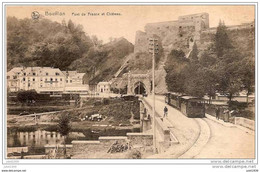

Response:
(7, 17), (134, 84)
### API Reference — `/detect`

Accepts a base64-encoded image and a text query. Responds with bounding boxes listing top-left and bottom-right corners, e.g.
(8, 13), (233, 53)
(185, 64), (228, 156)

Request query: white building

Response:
(7, 67), (23, 92)
(97, 82), (111, 93)
(7, 67), (88, 94)
(62, 71), (89, 93)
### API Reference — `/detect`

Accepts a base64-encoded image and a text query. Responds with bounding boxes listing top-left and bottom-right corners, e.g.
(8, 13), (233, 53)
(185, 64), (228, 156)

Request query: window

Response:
(24, 73), (26, 76)
(50, 78), (53, 81)
(66, 80), (68, 83)
(56, 72), (60, 76)
(55, 78), (58, 81)
(46, 73), (48, 76)
(7, 76), (10, 79)
(32, 78), (35, 81)
(33, 73), (36, 76)
(60, 78), (62, 81)
(70, 80), (72, 83)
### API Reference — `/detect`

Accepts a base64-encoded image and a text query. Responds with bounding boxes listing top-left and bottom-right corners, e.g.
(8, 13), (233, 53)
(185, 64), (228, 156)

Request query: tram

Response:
(165, 92), (205, 118)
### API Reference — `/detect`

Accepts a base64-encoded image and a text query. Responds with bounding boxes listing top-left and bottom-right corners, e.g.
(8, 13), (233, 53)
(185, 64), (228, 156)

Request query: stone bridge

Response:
(140, 98), (179, 153)
(127, 72), (151, 95)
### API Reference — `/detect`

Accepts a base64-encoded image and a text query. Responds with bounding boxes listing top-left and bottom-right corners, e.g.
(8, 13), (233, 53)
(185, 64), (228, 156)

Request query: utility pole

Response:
(149, 37), (159, 153)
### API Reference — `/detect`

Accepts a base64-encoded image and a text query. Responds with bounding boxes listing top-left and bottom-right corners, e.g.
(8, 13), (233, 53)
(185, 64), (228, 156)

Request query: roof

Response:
(180, 96), (200, 100)
(8, 67), (65, 77)
(24, 67), (64, 76)
(62, 71), (85, 78)
(97, 82), (111, 85)
(7, 67), (23, 76)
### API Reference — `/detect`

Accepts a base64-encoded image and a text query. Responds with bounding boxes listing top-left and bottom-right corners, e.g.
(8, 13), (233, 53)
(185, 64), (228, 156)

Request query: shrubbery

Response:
(17, 90), (38, 105)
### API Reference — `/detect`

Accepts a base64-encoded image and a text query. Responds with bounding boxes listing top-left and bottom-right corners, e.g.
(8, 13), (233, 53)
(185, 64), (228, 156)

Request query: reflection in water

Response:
(8, 130), (70, 147)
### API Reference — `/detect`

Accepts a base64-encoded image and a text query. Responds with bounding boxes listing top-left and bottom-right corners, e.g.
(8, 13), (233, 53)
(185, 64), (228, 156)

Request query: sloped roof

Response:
(62, 71), (85, 78)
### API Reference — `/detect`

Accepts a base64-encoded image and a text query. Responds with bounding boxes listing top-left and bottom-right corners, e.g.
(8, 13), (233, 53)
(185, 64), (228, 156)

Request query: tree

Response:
(238, 56), (255, 104)
(214, 20), (233, 58)
(215, 50), (243, 101)
(182, 63), (206, 98)
(91, 35), (103, 48)
(58, 113), (71, 158)
(7, 17), (93, 71)
(17, 90), (38, 105)
(201, 68), (218, 103)
(199, 51), (217, 67)
(164, 49), (189, 94)
(190, 41), (199, 62)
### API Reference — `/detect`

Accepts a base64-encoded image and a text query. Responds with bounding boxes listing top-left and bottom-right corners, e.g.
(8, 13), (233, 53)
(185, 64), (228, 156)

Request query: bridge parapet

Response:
(139, 98), (179, 153)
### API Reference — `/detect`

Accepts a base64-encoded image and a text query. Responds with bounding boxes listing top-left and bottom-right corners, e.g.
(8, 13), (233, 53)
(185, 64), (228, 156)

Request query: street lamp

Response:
(149, 37), (159, 153)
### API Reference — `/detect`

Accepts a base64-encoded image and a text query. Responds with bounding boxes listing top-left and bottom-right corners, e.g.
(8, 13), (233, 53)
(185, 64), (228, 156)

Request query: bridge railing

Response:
(139, 97), (179, 153)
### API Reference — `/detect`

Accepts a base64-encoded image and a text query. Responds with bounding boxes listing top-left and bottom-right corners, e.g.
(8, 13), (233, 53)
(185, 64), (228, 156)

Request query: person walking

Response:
(164, 106), (168, 118)
(215, 106), (220, 120)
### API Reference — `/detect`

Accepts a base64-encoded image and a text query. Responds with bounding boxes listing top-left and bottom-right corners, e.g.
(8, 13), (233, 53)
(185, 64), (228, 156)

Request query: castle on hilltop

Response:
(134, 12), (254, 55)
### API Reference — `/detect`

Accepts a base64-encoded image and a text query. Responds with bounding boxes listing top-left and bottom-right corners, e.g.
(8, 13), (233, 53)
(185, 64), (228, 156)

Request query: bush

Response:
(228, 100), (247, 110)
(102, 98), (110, 105)
(93, 100), (102, 106)
(233, 110), (254, 120)
(17, 90), (39, 104)
(127, 150), (142, 159)
(43, 125), (59, 132)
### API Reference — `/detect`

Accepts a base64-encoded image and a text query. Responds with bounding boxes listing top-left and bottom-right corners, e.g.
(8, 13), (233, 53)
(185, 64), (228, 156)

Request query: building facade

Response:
(97, 82), (111, 93)
(7, 67), (88, 93)
(62, 71), (89, 93)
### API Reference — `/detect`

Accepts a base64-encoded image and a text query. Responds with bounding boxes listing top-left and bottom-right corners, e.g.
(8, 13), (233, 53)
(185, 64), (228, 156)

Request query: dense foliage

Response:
(7, 17), (93, 71)
(16, 90), (38, 104)
(165, 21), (255, 101)
(7, 17), (134, 84)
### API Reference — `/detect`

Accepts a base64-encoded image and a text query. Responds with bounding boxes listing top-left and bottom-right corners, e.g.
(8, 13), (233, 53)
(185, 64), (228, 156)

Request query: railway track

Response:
(149, 96), (212, 158)
(177, 118), (211, 158)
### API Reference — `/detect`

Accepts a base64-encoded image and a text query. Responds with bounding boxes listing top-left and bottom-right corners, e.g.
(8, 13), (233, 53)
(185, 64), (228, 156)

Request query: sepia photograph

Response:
(3, 3), (256, 163)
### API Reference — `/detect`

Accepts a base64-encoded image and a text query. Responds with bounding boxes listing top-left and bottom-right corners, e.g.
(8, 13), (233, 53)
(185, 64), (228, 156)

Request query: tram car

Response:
(165, 93), (205, 118)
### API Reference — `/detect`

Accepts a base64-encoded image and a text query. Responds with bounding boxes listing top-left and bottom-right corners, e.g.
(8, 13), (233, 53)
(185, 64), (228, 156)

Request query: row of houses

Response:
(7, 67), (112, 94)
(7, 67), (89, 94)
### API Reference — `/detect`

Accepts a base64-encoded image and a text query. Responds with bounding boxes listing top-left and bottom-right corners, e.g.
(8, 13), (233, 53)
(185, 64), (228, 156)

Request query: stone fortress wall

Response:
(134, 12), (254, 56)
(134, 13), (209, 54)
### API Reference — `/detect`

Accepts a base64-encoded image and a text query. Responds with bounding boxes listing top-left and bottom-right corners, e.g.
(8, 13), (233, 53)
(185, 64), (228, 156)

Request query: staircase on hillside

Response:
(114, 53), (134, 78)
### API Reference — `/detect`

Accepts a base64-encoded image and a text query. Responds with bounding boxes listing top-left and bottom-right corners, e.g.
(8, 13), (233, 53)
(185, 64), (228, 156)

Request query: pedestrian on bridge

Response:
(164, 106), (168, 118)
(215, 106), (220, 120)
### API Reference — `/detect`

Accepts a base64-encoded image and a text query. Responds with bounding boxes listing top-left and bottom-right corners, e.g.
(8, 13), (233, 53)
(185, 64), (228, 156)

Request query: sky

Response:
(6, 5), (255, 43)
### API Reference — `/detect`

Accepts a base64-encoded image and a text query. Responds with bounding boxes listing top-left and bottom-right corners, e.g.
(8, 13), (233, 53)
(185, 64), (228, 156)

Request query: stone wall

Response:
(44, 144), (73, 158)
(69, 135), (154, 158)
(127, 133), (153, 153)
(71, 141), (102, 158)
(235, 117), (255, 130)
(134, 12), (254, 59)
(134, 13), (210, 55)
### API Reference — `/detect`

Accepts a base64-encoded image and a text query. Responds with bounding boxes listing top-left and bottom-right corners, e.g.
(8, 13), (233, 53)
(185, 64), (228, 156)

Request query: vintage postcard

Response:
(3, 2), (257, 168)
